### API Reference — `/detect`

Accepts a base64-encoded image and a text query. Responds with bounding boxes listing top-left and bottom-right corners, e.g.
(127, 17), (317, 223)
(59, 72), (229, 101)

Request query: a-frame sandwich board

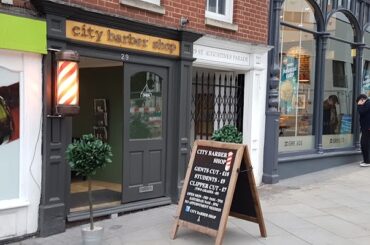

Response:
(171, 140), (266, 245)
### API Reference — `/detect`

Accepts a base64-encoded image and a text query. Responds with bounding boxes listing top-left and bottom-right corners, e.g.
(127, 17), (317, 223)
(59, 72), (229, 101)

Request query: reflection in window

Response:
(333, 60), (346, 88)
(323, 39), (354, 148)
(130, 72), (162, 139)
(208, 0), (226, 15)
(205, 0), (233, 23)
(327, 12), (354, 43)
(0, 67), (20, 200)
(281, 0), (316, 31)
(278, 25), (316, 152)
(327, 0), (332, 12)
(363, 56), (370, 95)
(363, 27), (370, 96)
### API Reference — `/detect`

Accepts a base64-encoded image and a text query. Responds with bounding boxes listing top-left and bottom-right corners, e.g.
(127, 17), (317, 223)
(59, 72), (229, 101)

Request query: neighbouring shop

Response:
(263, 0), (368, 183)
(33, 1), (201, 236)
(191, 36), (270, 185)
(0, 13), (46, 242)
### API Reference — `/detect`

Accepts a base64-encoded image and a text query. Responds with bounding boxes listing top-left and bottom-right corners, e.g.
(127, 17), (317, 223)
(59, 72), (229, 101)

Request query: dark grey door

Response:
(122, 63), (167, 203)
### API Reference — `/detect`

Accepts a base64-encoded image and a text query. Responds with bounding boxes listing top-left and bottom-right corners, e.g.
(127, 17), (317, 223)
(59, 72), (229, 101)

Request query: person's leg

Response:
(361, 132), (369, 163)
(360, 131), (370, 166)
(365, 131), (370, 163)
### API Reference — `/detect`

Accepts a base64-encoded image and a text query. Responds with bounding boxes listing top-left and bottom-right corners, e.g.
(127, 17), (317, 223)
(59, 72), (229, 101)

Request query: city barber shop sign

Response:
(66, 20), (180, 56)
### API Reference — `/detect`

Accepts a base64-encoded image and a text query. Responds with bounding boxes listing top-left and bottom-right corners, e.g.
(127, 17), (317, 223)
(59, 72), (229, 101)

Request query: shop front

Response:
(36, 2), (201, 236)
(0, 13), (46, 241)
(264, 0), (366, 183)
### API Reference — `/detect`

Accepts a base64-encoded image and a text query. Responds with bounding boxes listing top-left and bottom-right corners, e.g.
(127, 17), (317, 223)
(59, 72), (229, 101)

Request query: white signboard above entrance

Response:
(193, 45), (250, 68)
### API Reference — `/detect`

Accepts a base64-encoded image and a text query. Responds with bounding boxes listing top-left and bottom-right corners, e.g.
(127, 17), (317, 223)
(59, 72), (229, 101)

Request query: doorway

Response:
(122, 63), (168, 203)
(70, 57), (123, 212)
(69, 58), (169, 213)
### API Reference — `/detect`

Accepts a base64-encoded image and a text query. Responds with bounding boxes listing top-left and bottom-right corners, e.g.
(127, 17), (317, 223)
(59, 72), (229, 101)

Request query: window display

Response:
(322, 13), (354, 149)
(278, 25), (316, 152)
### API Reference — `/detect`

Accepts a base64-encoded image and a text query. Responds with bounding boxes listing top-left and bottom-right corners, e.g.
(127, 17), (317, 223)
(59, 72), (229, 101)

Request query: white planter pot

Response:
(81, 225), (104, 245)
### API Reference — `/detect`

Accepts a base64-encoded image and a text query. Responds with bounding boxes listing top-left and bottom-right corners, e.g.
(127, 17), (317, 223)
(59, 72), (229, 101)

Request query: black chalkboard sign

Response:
(179, 146), (237, 230)
(171, 140), (266, 245)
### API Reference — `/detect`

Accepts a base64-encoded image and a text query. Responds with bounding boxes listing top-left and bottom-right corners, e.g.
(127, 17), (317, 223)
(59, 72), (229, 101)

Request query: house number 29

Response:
(121, 53), (129, 61)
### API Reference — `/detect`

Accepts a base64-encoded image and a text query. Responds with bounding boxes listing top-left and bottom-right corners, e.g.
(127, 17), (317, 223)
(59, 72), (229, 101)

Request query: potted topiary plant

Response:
(66, 134), (113, 245)
(211, 125), (242, 143)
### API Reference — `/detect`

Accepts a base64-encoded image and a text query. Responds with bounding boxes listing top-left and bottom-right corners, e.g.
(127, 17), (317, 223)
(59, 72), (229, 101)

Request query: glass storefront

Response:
(278, 0), (316, 152)
(278, 0), (357, 153)
(323, 39), (354, 148)
(322, 12), (355, 149)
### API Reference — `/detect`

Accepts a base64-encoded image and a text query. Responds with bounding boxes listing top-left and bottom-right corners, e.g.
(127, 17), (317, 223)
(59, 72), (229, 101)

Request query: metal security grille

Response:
(190, 71), (244, 140)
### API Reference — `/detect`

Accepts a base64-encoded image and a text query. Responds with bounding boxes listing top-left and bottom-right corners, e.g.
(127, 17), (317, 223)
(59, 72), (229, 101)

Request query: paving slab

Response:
(7, 163), (370, 245)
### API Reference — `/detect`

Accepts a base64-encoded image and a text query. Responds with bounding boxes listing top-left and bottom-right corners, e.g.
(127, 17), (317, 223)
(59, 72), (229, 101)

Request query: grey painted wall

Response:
(72, 66), (123, 184)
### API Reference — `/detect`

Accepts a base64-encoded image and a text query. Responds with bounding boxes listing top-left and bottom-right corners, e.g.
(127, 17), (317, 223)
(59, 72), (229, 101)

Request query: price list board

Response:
(179, 146), (237, 230)
(171, 140), (266, 245)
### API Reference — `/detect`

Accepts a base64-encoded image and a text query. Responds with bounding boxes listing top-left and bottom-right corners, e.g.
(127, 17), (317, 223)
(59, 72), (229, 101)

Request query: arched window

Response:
(323, 12), (356, 149)
(278, 0), (317, 153)
(281, 0), (317, 31)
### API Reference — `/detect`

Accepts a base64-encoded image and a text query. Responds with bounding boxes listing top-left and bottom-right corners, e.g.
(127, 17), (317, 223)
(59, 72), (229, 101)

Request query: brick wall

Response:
(61, 0), (269, 44)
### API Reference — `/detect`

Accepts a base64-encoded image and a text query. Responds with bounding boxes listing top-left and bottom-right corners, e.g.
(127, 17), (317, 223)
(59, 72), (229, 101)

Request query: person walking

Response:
(356, 94), (370, 167)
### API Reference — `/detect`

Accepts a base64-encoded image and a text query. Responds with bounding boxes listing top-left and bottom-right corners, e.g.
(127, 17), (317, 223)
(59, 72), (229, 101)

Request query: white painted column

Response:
(242, 53), (268, 185)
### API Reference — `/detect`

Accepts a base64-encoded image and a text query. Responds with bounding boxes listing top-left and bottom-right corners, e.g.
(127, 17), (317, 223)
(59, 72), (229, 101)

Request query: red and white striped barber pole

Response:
(225, 151), (234, 171)
(55, 50), (80, 116)
(57, 61), (79, 106)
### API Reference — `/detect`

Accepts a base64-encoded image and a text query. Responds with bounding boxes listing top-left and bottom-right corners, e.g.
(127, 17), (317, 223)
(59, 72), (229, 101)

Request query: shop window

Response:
(281, 0), (316, 31)
(327, 12), (354, 43)
(0, 67), (20, 200)
(363, 60), (370, 95)
(206, 0), (233, 23)
(323, 12), (355, 149)
(278, 25), (316, 153)
(327, 0), (333, 12)
(363, 26), (370, 95)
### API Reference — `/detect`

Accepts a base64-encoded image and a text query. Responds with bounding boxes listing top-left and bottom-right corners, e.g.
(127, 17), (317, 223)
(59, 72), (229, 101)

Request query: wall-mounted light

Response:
(55, 50), (80, 116)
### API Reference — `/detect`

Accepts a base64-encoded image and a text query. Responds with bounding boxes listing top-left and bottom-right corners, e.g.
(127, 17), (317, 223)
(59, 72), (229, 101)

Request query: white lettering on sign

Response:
(193, 45), (250, 67)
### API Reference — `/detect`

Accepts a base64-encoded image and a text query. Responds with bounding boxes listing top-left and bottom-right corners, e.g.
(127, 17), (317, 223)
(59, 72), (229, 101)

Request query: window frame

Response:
(205, 0), (234, 23)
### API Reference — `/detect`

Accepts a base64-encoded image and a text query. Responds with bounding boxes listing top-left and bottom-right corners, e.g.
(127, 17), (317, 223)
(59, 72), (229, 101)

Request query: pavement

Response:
(8, 162), (370, 245)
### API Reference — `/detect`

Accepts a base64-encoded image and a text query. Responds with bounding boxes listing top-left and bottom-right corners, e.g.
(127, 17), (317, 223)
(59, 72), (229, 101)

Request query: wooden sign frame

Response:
(171, 140), (266, 245)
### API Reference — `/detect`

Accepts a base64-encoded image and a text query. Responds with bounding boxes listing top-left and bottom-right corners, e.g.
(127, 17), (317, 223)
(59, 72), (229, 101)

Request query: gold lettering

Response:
(72, 26), (80, 36)
(81, 24), (87, 37)
(95, 30), (103, 42)
(66, 20), (179, 56)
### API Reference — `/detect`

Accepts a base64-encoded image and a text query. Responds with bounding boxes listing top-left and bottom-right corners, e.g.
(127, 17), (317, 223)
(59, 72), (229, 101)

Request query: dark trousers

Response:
(361, 130), (370, 163)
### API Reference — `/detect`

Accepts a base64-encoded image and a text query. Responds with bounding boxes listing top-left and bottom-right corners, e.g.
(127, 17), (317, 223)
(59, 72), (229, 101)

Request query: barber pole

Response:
(225, 151), (234, 171)
(57, 61), (79, 106)
(55, 50), (80, 116)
